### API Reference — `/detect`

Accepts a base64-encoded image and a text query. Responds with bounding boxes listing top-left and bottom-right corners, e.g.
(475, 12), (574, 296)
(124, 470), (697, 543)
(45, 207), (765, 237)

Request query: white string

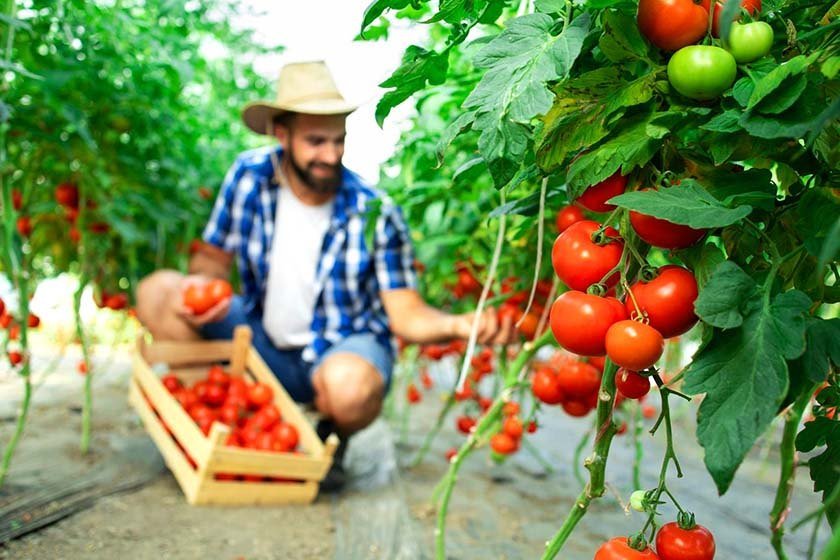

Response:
(518, 176), (548, 327)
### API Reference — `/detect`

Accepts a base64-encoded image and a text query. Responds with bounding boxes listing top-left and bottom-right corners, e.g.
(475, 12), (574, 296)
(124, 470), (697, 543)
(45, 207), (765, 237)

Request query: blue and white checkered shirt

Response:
(203, 145), (417, 362)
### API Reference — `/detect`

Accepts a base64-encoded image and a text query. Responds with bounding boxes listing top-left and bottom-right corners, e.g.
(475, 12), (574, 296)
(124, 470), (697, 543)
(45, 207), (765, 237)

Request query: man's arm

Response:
(381, 288), (516, 346)
(188, 242), (234, 280)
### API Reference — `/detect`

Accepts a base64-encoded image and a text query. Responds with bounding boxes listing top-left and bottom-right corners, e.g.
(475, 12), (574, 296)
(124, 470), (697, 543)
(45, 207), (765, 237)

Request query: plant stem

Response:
(435, 329), (554, 560)
(573, 426), (591, 488)
(770, 388), (813, 560)
(819, 520), (840, 560)
(632, 401), (644, 491)
(73, 275), (93, 454)
(0, 374), (31, 487)
(541, 359), (620, 559)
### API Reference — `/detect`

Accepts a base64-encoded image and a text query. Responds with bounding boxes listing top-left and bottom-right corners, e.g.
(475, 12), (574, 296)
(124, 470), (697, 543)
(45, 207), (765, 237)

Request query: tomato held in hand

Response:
(549, 291), (629, 356)
(606, 321), (665, 371)
(667, 46), (737, 101)
(556, 205), (585, 233)
(655, 521), (715, 560)
(596, 536), (660, 559)
(637, 0), (709, 51)
(552, 220), (623, 291)
(701, 0), (761, 37)
(626, 266), (698, 338)
(725, 21), (773, 63)
(576, 173), (627, 213)
(183, 279), (232, 315)
(206, 278), (233, 304)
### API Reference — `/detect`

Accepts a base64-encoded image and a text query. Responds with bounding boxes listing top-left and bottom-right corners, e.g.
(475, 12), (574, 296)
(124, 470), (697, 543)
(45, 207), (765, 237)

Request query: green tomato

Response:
(630, 490), (647, 512)
(725, 21), (774, 63)
(667, 45), (737, 101)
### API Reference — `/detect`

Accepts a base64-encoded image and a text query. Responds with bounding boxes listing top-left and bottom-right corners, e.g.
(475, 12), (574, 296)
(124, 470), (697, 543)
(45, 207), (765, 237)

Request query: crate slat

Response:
(128, 379), (200, 502)
(207, 447), (330, 480)
(139, 335), (232, 367)
(193, 480), (319, 506)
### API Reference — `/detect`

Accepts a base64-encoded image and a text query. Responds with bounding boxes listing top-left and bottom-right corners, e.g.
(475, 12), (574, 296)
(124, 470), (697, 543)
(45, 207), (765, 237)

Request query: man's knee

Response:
(315, 353), (385, 430)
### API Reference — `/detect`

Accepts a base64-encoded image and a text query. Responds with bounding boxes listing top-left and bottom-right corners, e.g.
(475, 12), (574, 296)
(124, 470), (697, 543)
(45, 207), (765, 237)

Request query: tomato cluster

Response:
(1, 297), (40, 369)
(419, 339), (467, 361)
(489, 402), (527, 457)
(157, 365), (300, 481)
(531, 352), (603, 417)
(595, 521), (715, 560)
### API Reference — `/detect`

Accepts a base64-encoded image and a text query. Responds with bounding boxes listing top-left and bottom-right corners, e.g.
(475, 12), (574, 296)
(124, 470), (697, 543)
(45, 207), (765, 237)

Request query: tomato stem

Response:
(632, 401), (644, 491)
(769, 386), (814, 560)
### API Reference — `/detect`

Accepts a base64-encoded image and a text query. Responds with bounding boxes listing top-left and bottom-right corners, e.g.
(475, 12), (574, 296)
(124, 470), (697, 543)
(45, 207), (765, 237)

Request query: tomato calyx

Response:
(590, 226), (619, 247)
(626, 533), (652, 552)
(638, 265), (660, 283)
(676, 510), (698, 530)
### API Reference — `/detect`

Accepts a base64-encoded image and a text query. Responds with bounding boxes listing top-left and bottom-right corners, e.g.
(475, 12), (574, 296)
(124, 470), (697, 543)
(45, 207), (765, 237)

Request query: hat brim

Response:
(242, 100), (358, 135)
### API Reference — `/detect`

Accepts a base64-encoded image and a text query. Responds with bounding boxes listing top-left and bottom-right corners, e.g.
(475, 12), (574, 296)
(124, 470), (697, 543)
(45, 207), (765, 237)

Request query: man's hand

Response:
(174, 275), (232, 327)
(451, 306), (518, 346)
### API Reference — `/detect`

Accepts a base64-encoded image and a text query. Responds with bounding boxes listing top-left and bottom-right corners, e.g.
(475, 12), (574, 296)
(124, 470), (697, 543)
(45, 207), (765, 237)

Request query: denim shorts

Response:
(198, 296), (394, 403)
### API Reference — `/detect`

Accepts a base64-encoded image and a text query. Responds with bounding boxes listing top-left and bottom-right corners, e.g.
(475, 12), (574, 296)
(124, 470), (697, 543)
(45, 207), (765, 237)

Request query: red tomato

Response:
(206, 364), (230, 388)
(405, 383), (422, 405)
(457, 269), (482, 293)
(589, 356), (606, 372)
(16, 216), (32, 237)
(502, 401), (520, 416)
(11, 189), (22, 210)
(700, 0), (761, 37)
(0, 298), (4, 317)
(637, 0), (709, 51)
(445, 447), (458, 461)
(247, 383), (274, 409)
(255, 431), (278, 452)
(55, 182), (79, 208)
(606, 320), (665, 371)
(218, 403), (244, 426)
(556, 205), (585, 233)
(183, 284), (214, 315)
(228, 376), (248, 398)
(595, 536), (660, 559)
(655, 522), (715, 560)
(161, 373), (183, 393)
(626, 266), (698, 339)
(8, 351), (23, 366)
(105, 293), (129, 310)
(456, 415), (477, 434)
(420, 369), (433, 389)
(88, 222), (110, 234)
(490, 432), (518, 455)
(65, 207), (79, 223)
(502, 416), (524, 439)
(256, 404), (282, 430)
(0, 313), (10, 328)
(498, 303), (523, 326)
(174, 388), (199, 410)
(527, 420), (538, 433)
(552, 220), (623, 291)
(69, 227), (81, 244)
(27, 313), (40, 328)
(549, 291), (629, 356)
(576, 174), (627, 213)
(477, 396), (493, 412)
(422, 344), (446, 361)
(562, 400), (593, 417)
(518, 311), (540, 340)
(207, 279), (233, 304)
(615, 369), (652, 399)
(532, 366), (564, 404)
(273, 422), (299, 451)
(8, 324), (19, 340)
(77, 361), (88, 375)
(556, 361), (601, 400)
(629, 210), (706, 250)
(643, 404), (657, 419)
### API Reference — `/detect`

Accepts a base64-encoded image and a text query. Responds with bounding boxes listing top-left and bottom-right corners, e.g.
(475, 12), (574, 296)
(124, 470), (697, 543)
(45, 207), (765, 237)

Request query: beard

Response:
(286, 145), (342, 195)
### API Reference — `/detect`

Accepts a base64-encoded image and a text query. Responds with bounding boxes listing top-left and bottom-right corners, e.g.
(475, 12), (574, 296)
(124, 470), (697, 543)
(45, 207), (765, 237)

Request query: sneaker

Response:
(317, 418), (348, 493)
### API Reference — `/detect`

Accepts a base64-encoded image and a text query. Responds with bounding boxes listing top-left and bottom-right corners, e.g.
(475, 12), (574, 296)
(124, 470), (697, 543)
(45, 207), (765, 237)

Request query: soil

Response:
(0, 347), (829, 559)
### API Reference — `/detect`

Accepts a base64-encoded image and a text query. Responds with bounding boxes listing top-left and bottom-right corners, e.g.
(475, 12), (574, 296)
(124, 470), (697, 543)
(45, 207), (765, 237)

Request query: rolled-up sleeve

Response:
(202, 158), (243, 252)
(374, 203), (418, 291)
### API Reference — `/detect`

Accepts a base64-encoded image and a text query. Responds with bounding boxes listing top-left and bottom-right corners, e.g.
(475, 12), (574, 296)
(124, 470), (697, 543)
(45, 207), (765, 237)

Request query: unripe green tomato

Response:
(630, 490), (647, 512)
(725, 21), (774, 63)
(667, 45), (737, 100)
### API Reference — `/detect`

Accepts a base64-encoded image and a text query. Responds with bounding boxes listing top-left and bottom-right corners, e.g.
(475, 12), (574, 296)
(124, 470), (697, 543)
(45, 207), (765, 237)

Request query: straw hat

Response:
(241, 61), (357, 135)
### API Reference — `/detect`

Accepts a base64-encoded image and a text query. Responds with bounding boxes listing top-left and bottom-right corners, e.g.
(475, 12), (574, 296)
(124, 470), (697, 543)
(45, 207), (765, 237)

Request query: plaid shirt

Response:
(203, 145), (417, 362)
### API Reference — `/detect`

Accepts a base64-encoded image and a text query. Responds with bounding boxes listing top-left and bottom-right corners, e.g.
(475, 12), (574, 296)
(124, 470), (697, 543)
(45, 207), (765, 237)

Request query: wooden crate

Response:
(128, 325), (338, 505)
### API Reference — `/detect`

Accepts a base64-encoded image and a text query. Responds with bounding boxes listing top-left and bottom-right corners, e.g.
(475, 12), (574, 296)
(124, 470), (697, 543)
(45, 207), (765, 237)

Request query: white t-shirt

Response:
(262, 185), (334, 348)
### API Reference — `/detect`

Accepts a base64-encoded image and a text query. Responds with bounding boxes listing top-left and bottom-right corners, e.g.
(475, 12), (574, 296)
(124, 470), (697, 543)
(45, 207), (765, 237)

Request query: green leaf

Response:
(701, 110), (743, 133)
(464, 12), (591, 186)
(684, 289), (812, 494)
(435, 110), (476, 165)
(747, 54), (819, 110)
(732, 77), (754, 108)
(375, 45), (449, 126)
(717, 0), (744, 44)
(818, 216), (840, 273)
(794, 187), (840, 261)
(791, 318), (840, 384)
(598, 9), (649, 63)
(534, 0), (565, 12)
(536, 69), (657, 173)
(753, 75), (808, 115)
(361, 0), (412, 33)
(697, 168), (776, 213)
(681, 242), (727, 291)
(796, 417), (840, 520)
(822, 56), (840, 79)
(739, 86), (826, 139)
(608, 180), (752, 229)
(565, 111), (667, 197)
(694, 261), (760, 329)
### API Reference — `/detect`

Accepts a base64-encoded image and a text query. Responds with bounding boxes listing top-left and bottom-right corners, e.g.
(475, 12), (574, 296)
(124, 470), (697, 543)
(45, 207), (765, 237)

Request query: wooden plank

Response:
(138, 335), (232, 367)
(246, 348), (326, 457)
(128, 379), (200, 503)
(132, 350), (210, 462)
(207, 447), (331, 480)
(229, 325), (252, 376)
(193, 479), (318, 506)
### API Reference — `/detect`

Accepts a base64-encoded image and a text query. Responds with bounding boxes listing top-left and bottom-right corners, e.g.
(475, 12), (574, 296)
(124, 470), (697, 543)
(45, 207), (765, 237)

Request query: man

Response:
(136, 61), (514, 490)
